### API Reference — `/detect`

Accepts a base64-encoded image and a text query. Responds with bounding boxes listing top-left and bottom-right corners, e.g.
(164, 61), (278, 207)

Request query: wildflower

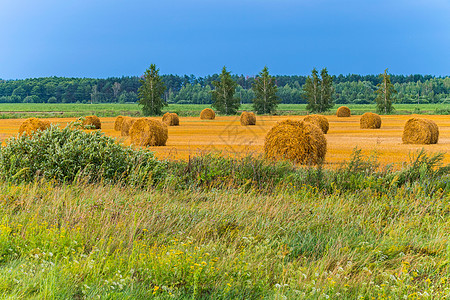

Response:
(153, 286), (160, 294)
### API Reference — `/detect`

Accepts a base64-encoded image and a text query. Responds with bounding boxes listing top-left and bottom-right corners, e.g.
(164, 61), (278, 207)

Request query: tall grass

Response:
(0, 129), (449, 298)
(0, 169), (449, 298)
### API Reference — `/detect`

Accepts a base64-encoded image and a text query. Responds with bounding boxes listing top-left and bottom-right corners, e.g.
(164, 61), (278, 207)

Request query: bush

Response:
(47, 96), (57, 103)
(0, 123), (163, 184)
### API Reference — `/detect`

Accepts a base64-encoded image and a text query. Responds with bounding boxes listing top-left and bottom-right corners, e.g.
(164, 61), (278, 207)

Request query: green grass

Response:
(0, 167), (449, 299)
(0, 103), (448, 119)
(0, 131), (449, 299)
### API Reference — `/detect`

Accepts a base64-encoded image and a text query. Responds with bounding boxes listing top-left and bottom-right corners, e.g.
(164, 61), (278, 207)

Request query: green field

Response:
(0, 103), (448, 119)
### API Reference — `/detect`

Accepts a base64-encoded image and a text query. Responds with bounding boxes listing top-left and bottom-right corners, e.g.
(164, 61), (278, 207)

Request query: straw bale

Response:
(120, 117), (136, 136)
(114, 116), (125, 131)
(18, 118), (51, 136)
(130, 118), (168, 146)
(304, 114), (329, 134)
(240, 111), (256, 126)
(402, 118), (439, 144)
(200, 108), (215, 120)
(82, 115), (101, 129)
(162, 112), (180, 126)
(336, 106), (351, 117)
(264, 119), (327, 165)
(360, 112), (382, 129)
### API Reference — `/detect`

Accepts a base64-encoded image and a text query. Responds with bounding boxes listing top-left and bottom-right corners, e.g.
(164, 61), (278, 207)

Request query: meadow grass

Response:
(0, 103), (448, 119)
(0, 145), (449, 299)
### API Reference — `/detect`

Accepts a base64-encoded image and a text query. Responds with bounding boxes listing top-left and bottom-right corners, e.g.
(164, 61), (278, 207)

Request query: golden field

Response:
(1, 114), (449, 167)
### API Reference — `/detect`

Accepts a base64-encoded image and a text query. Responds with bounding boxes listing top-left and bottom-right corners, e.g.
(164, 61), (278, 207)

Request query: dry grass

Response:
(240, 111), (256, 126)
(360, 112), (382, 129)
(162, 112), (180, 126)
(81, 115), (101, 129)
(402, 118), (439, 144)
(1, 114), (449, 167)
(303, 114), (329, 134)
(337, 106), (351, 117)
(200, 108), (215, 120)
(18, 118), (51, 136)
(130, 118), (168, 146)
(264, 119), (327, 165)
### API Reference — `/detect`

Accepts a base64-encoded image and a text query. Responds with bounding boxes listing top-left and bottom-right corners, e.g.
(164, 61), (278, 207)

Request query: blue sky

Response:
(1, 0), (449, 79)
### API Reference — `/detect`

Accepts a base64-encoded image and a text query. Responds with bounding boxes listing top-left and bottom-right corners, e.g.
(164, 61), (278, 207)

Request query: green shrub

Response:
(0, 123), (163, 184)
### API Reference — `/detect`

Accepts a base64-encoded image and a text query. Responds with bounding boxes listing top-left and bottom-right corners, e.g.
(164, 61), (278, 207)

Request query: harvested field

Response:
(0, 115), (449, 167)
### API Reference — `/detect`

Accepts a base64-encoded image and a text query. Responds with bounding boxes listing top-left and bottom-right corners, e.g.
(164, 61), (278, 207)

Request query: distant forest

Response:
(0, 74), (449, 105)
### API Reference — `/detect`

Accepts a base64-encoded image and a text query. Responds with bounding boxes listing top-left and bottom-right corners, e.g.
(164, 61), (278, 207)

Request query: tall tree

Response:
(138, 64), (167, 115)
(90, 85), (98, 104)
(252, 66), (280, 114)
(211, 66), (240, 115)
(375, 68), (397, 114)
(112, 82), (121, 100)
(319, 68), (334, 112)
(304, 68), (333, 112)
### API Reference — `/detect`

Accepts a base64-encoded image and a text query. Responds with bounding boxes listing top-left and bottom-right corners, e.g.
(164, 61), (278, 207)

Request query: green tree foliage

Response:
(375, 69), (397, 114)
(118, 91), (138, 103)
(320, 68), (333, 110)
(138, 64), (167, 116)
(251, 66), (280, 114)
(211, 66), (240, 115)
(276, 84), (304, 104)
(0, 74), (449, 105)
(304, 68), (334, 112)
(234, 85), (255, 104)
(172, 83), (212, 104)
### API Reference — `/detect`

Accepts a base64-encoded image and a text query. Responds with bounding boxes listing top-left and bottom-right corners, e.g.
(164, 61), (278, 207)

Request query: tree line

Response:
(139, 65), (402, 115)
(1, 73), (449, 105)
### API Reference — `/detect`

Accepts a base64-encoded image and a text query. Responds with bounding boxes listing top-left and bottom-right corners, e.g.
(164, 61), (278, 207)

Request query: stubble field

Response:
(0, 114), (449, 166)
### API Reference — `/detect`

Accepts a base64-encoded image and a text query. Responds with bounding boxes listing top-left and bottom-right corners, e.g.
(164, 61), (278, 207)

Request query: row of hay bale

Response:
(18, 110), (441, 168)
(264, 115), (441, 166)
(18, 116), (101, 136)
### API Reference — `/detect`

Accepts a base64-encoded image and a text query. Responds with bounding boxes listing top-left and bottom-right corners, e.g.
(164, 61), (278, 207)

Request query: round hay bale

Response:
(240, 111), (256, 126)
(162, 112), (180, 126)
(402, 118), (439, 144)
(303, 114), (329, 134)
(200, 108), (215, 120)
(264, 119), (327, 165)
(120, 117), (136, 136)
(114, 116), (125, 131)
(360, 112), (382, 129)
(82, 115), (101, 129)
(18, 118), (51, 136)
(336, 106), (351, 117)
(130, 118), (168, 147)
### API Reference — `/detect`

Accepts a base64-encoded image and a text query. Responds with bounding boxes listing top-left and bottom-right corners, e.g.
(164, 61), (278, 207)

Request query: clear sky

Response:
(1, 0), (449, 79)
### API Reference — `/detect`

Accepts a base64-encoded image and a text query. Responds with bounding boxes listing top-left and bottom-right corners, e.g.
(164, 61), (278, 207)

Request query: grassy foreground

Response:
(0, 162), (449, 298)
(0, 126), (449, 299)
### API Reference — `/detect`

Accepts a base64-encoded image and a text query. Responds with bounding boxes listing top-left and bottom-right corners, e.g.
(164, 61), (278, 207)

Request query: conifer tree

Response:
(211, 66), (240, 115)
(252, 66), (280, 114)
(375, 68), (397, 114)
(304, 68), (333, 112)
(138, 64), (166, 116)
